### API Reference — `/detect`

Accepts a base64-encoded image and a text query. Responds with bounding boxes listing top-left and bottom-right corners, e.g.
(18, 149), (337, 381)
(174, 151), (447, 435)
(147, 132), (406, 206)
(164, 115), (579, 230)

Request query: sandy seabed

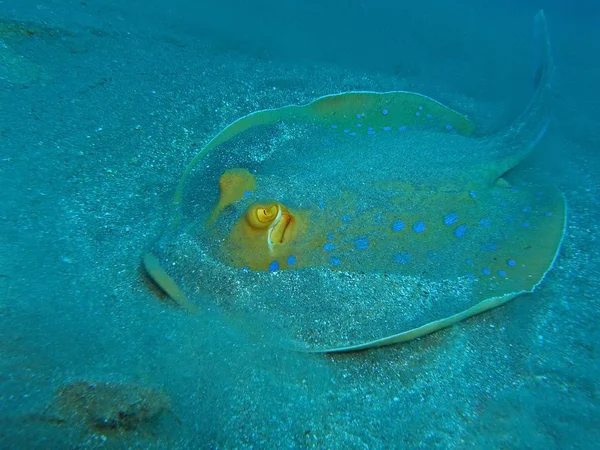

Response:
(0, 5), (599, 449)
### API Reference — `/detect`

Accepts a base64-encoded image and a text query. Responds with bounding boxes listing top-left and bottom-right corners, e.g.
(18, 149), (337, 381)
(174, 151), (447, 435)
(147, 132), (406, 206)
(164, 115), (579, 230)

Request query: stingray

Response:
(143, 11), (566, 353)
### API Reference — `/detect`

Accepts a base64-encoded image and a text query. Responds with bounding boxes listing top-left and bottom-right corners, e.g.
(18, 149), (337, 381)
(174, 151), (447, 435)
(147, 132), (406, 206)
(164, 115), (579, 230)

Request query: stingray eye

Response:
(257, 208), (269, 222)
(246, 204), (278, 229)
(260, 205), (279, 221)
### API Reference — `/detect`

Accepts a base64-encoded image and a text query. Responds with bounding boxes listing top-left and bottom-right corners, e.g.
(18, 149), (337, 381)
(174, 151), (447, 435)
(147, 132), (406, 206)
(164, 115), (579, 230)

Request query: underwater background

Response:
(0, 0), (598, 448)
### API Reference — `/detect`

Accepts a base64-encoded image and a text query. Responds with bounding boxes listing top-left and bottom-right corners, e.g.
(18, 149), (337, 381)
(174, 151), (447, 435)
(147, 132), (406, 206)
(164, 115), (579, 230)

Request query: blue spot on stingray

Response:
(356, 123), (362, 128)
(465, 258), (473, 266)
(522, 206), (532, 213)
(342, 215), (351, 223)
(393, 251), (412, 265)
(479, 218), (491, 227)
(418, 105), (423, 110)
(269, 261), (279, 272)
(323, 242), (335, 252)
(415, 112), (421, 117)
(349, 132), (357, 136)
(367, 130), (376, 135)
(318, 201), (326, 209)
(469, 190), (477, 200)
(426, 113), (432, 119)
(382, 109), (389, 115)
(426, 250), (438, 260)
(343, 129), (349, 133)
(522, 221), (530, 228)
(287, 255), (297, 266)
(413, 221), (426, 233)
(241, 266), (250, 273)
(454, 224), (468, 238)
(330, 256), (341, 266)
(244, 190), (251, 197)
(507, 259), (516, 267)
(327, 234), (334, 241)
(392, 220), (405, 232)
(331, 124), (338, 129)
(399, 126), (408, 131)
(482, 268), (492, 276)
(354, 237), (370, 250)
(356, 113), (362, 119)
(443, 212), (458, 225)
(481, 243), (498, 252)
(445, 124), (453, 131)
(545, 211), (553, 217)
(498, 270), (507, 277)
(383, 126), (392, 131)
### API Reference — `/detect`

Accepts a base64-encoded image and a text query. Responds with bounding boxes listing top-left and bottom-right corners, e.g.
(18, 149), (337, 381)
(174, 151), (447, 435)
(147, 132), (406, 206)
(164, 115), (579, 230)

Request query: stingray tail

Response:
(492, 10), (555, 179)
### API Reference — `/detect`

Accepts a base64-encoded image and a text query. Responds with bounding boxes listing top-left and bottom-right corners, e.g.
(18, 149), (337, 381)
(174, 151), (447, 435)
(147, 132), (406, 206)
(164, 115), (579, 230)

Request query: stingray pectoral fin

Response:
(306, 189), (568, 353)
(306, 292), (520, 353)
(142, 252), (198, 313)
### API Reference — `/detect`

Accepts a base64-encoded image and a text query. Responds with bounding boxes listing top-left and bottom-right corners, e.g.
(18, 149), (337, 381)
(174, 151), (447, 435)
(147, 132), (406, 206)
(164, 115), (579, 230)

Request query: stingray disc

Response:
(144, 10), (565, 352)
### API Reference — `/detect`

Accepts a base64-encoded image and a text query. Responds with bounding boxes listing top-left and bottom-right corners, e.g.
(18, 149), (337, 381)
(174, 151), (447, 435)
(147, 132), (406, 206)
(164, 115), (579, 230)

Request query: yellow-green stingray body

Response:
(144, 11), (566, 352)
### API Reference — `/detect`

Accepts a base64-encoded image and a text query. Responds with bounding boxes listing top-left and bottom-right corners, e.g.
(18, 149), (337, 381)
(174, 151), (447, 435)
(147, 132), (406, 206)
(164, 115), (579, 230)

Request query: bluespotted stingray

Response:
(143, 11), (566, 353)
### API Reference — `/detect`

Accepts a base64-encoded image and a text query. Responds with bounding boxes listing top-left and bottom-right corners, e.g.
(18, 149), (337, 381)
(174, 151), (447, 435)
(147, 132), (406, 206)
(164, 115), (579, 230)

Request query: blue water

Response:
(1, 1), (598, 448)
